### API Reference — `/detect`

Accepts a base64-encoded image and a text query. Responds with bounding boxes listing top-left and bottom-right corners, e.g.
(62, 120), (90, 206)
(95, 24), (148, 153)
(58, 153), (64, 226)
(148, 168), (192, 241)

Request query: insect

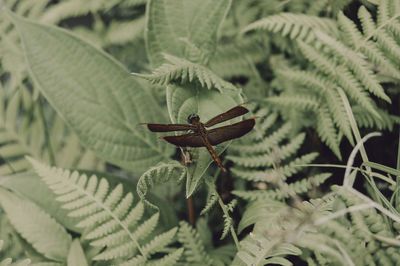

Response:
(142, 104), (257, 172)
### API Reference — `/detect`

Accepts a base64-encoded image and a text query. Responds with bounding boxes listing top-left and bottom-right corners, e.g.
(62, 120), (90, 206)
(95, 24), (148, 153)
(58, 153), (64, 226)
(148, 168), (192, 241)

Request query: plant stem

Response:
(188, 196), (196, 228)
(205, 178), (240, 250)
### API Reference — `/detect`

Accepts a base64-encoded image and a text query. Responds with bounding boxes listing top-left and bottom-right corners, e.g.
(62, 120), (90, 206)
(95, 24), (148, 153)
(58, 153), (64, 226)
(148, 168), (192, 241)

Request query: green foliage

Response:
(137, 161), (186, 209)
(134, 54), (237, 93)
(243, 12), (339, 42)
(0, 240), (31, 265)
(227, 105), (331, 200)
(178, 221), (214, 265)
(1, 0), (400, 264)
(24, 159), (181, 261)
(26, 157), (181, 263)
(166, 84), (243, 196)
(145, 0), (231, 67)
(0, 187), (71, 261)
(3, 9), (173, 173)
(245, 0), (400, 158)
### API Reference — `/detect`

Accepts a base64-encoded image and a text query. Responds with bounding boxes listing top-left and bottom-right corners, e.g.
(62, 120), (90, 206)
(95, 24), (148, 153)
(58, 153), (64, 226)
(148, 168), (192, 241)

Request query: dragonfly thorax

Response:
(187, 114), (200, 124)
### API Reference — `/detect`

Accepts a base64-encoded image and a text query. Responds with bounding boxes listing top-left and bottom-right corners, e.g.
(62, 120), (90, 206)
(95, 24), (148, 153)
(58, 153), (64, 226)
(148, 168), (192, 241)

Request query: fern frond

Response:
(134, 54), (237, 93)
(235, 231), (301, 266)
(220, 214), (232, 240)
(265, 93), (319, 111)
(315, 30), (390, 103)
(297, 41), (379, 118)
(242, 13), (339, 43)
(141, 227), (178, 257)
(146, 248), (184, 266)
(353, 106), (398, 131)
(226, 199), (237, 212)
(316, 106), (341, 159)
(231, 152), (319, 182)
(233, 173), (331, 201)
(209, 36), (266, 78)
(26, 158), (175, 261)
(324, 88), (353, 145)
(274, 68), (329, 93)
(232, 190), (275, 201)
(341, 9), (400, 79)
(178, 221), (214, 265)
(281, 153), (320, 179)
(228, 133), (307, 168)
(219, 199), (237, 240)
(230, 168), (277, 182)
(0, 187), (71, 261)
(105, 16), (146, 45)
(200, 192), (218, 216)
(136, 161), (186, 209)
(229, 122), (292, 154)
(252, 113), (279, 141)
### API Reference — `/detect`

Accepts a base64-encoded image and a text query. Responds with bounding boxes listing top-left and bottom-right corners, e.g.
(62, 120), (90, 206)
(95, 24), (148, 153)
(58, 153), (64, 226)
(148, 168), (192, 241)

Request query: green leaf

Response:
(238, 200), (289, 234)
(4, 9), (173, 172)
(0, 187), (71, 261)
(67, 239), (89, 266)
(137, 161), (186, 209)
(134, 54), (238, 93)
(166, 84), (243, 197)
(145, 0), (231, 66)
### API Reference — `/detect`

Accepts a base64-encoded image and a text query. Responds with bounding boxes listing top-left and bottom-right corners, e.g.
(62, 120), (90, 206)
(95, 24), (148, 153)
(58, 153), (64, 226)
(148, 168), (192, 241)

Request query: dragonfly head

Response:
(187, 114), (200, 124)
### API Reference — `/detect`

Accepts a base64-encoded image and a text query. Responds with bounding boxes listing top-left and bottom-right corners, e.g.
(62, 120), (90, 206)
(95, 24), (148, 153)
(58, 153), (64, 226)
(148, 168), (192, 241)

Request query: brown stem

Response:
(187, 196), (196, 228)
(181, 149), (196, 227)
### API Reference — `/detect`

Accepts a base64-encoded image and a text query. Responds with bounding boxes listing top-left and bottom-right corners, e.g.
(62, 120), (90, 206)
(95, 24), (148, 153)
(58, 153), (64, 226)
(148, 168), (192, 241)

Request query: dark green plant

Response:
(0, 0), (400, 265)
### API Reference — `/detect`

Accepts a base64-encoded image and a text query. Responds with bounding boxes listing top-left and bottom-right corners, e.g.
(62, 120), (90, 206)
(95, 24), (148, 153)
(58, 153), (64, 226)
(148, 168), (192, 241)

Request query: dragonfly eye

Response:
(187, 114), (200, 124)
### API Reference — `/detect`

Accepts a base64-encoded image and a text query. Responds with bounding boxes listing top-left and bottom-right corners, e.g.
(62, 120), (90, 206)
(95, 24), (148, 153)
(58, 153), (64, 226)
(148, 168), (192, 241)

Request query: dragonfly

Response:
(142, 105), (257, 172)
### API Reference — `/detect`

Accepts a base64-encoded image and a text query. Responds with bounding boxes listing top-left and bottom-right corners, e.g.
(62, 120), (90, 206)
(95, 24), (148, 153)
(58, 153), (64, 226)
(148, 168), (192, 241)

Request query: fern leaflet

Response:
(133, 54), (237, 93)
(27, 157), (180, 262)
(136, 161), (186, 210)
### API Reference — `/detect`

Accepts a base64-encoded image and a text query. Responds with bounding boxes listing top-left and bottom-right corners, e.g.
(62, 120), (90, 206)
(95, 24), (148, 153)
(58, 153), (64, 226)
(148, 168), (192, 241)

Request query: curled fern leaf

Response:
(137, 161), (186, 210)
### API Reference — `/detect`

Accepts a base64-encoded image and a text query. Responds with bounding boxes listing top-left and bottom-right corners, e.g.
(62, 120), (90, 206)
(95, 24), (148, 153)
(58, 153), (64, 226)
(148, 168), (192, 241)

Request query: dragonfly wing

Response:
(161, 133), (205, 147)
(207, 118), (256, 145)
(204, 105), (249, 127)
(142, 123), (195, 132)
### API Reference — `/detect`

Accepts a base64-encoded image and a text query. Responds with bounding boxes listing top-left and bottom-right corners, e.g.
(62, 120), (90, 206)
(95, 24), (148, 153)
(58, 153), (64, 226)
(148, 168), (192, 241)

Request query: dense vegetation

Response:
(1, 0), (400, 265)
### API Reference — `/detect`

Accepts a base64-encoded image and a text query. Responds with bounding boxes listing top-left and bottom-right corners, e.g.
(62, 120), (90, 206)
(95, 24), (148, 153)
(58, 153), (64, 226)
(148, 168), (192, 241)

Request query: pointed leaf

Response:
(166, 84), (243, 197)
(4, 10), (173, 172)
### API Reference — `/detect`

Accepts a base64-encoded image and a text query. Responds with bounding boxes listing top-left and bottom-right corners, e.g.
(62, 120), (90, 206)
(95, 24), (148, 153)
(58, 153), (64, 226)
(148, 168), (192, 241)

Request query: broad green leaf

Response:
(166, 84), (243, 197)
(145, 0), (231, 67)
(145, 0), (188, 67)
(4, 10), (173, 172)
(0, 187), (71, 261)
